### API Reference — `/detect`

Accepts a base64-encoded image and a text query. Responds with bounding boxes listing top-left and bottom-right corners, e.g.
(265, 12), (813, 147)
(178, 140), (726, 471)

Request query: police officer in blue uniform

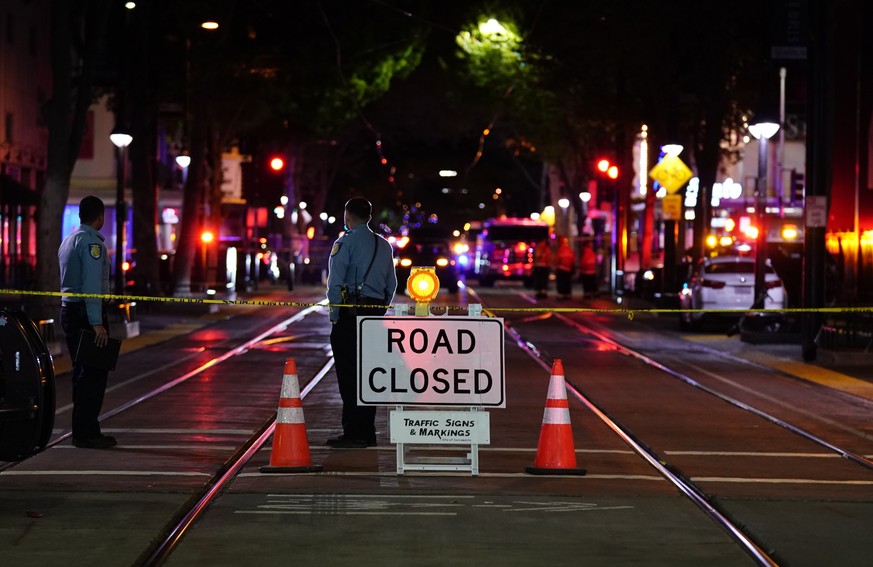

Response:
(326, 197), (396, 448)
(58, 196), (117, 449)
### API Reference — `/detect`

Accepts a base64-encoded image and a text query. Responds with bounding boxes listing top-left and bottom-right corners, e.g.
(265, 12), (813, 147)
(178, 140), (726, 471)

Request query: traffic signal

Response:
(594, 158), (620, 206)
(790, 171), (805, 204)
(596, 158), (619, 179)
(269, 156), (285, 172)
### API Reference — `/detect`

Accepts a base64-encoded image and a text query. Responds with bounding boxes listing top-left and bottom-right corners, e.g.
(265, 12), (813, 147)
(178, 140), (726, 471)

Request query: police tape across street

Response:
(2, 288), (859, 318)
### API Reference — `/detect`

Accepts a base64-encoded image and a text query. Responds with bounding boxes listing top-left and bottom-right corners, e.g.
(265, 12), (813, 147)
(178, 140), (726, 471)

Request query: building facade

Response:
(0, 1), (50, 289)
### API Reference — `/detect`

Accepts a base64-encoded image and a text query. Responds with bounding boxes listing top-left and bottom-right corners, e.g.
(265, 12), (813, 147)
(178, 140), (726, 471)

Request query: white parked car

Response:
(678, 255), (786, 329)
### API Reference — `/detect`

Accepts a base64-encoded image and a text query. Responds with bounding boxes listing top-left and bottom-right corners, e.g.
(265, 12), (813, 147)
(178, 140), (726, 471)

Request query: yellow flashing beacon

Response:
(406, 266), (439, 316)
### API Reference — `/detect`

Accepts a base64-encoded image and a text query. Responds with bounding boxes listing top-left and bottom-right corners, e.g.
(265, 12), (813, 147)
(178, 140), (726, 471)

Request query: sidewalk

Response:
(615, 294), (873, 402)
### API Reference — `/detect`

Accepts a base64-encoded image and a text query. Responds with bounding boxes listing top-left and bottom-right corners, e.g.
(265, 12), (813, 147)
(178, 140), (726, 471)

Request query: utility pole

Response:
(802, 0), (829, 362)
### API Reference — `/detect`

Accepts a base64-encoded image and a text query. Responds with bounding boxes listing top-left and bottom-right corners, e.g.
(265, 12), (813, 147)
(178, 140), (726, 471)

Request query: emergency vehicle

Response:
(474, 218), (549, 287)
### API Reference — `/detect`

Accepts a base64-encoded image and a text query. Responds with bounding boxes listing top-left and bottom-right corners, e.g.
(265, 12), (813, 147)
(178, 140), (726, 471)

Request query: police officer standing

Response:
(326, 197), (396, 448)
(58, 196), (116, 449)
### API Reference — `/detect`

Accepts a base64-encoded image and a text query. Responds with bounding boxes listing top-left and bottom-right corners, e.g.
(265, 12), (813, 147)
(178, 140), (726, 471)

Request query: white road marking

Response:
(238, 471), (662, 480)
(694, 477), (873, 485)
(666, 451), (839, 458)
(52, 428), (254, 435)
(2, 470), (211, 477)
(53, 445), (238, 451)
(235, 494), (636, 516)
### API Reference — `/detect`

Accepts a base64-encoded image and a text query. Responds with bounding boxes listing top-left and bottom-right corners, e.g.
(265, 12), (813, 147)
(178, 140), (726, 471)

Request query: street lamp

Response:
(175, 149), (190, 191)
(749, 119), (780, 309)
(110, 126), (133, 295)
(558, 197), (570, 238)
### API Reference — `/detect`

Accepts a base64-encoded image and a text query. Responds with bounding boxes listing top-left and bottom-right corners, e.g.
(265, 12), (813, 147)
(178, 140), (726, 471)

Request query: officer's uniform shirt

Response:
(326, 223), (396, 322)
(59, 224), (111, 326)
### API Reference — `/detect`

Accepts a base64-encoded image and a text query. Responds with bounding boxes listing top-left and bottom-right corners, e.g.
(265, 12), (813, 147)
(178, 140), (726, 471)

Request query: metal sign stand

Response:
(393, 406), (485, 476)
(389, 303), (489, 477)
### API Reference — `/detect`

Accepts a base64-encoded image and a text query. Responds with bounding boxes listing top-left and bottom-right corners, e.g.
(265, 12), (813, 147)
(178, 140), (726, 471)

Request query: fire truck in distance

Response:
(474, 217), (549, 287)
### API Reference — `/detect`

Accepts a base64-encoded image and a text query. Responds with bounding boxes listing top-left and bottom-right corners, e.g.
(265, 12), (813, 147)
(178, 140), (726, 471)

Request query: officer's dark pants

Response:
(533, 266), (550, 294)
(556, 269), (573, 296)
(330, 301), (387, 443)
(61, 302), (110, 440)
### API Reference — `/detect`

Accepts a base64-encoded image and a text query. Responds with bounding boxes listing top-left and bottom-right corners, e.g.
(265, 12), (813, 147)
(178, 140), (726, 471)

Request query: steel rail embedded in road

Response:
(137, 356), (335, 567)
(0, 302), (327, 474)
(466, 286), (779, 567)
(554, 311), (873, 473)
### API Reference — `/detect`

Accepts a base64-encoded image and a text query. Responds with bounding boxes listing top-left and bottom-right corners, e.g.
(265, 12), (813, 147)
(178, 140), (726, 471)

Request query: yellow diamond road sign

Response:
(649, 154), (693, 194)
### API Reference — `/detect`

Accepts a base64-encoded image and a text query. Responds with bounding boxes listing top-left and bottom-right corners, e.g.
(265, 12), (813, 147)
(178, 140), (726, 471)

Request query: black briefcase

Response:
(73, 330), (122, 371)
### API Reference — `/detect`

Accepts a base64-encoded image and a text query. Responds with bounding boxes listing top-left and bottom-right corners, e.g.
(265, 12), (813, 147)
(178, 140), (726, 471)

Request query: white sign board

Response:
(390, 410), (490, 444)
(358, 316), (505, 407)
(806, 195), (828, 228)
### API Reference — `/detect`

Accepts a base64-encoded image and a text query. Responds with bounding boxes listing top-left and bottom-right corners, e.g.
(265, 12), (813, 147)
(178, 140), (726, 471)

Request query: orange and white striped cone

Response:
(525, 359), (586, 475)
(260, 359), (322, 473)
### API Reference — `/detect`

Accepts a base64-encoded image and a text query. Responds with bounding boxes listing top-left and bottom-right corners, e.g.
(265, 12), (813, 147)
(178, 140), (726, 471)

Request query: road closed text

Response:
(367, 367), (493, 395)
(358, 317), (505, 407)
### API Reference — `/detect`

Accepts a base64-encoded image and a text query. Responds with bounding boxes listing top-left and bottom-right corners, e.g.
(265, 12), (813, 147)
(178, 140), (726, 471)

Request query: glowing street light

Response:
(749, 118), (780, 309)
(175, 152), (191, 169)
(110, 126), (133, 294)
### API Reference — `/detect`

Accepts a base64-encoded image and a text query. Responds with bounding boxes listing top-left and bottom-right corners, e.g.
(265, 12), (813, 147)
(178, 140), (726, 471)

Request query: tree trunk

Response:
(129, 0), (162, 296)
(171, 108), (207, 295)
(35, 1), (110, 319)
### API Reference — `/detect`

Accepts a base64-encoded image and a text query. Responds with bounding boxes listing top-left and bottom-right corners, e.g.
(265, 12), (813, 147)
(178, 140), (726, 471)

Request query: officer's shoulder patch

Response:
(330, 242), (342, 256)
(89, 244), (102, 259)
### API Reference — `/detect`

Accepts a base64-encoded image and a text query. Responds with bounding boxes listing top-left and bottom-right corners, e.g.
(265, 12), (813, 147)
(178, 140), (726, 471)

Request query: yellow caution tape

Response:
(1, 288), (871, 316)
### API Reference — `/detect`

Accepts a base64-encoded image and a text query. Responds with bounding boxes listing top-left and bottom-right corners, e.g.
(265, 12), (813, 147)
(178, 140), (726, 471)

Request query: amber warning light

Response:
(407, 267), (439, 305)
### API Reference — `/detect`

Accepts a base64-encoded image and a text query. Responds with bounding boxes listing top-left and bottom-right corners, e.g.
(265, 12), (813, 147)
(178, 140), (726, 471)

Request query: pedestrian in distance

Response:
(532, 237), (552, 299)
(555, 237), (575, 300)
(58, 196), (117, 449)
(579, 240), (599, 298)
(325, 197), (397, 448)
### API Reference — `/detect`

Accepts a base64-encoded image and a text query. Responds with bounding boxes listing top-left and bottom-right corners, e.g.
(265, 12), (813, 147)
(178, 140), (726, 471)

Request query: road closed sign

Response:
(357, 316), (505, 407)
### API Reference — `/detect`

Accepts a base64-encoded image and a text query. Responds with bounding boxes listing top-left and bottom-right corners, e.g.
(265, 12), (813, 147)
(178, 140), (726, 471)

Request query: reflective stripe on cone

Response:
(260, 358), (322, 474)
(525, 359), (586, 476)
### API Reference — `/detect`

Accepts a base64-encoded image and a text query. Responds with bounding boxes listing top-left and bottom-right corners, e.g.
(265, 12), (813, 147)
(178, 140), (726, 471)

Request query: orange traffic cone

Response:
(525, 359), (586, 475)
(260, 358), (322, 473)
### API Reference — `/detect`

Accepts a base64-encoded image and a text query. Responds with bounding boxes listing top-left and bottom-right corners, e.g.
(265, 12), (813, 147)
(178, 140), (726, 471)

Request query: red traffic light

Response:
(596, 158), (619, 179)
(269, 156), (285, 172)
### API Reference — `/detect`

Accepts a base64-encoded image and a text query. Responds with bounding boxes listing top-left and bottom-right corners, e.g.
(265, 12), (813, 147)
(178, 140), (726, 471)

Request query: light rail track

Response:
(0, 301), (327, 474)
(4, 285), (872, 565)
(2, 297), (336, 565)
(472, 286), (873, 567)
